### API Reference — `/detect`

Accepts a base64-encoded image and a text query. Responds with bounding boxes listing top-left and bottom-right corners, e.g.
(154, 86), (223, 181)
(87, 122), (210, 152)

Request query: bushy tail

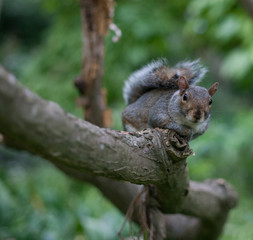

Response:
(123, 59), (207, 105)
(175, 59), (208, 85)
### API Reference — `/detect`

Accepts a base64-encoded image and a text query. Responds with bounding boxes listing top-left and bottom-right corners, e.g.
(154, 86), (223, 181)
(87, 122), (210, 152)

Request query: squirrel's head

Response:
(176, 76), (218, 126)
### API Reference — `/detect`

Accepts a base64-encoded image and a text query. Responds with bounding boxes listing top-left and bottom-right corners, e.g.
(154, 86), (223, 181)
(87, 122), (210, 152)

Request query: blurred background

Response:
(0, 0), (253, 239)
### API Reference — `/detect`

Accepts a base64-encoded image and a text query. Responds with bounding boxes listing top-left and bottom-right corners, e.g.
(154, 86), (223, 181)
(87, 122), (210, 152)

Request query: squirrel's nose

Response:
(194, 109), (202, 121)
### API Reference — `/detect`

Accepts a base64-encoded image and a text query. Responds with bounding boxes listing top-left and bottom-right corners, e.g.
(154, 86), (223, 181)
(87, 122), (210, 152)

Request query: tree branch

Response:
(0, 66), (238, 239)
(0, 65), (193, 185)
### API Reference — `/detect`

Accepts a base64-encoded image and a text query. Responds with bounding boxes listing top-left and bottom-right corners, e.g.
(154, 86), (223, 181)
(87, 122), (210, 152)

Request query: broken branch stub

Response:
(76, 0), (114, 127)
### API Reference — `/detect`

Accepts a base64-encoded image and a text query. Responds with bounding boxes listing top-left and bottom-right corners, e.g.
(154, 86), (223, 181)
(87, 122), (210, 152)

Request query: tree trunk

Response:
(74, 0), (113, 127)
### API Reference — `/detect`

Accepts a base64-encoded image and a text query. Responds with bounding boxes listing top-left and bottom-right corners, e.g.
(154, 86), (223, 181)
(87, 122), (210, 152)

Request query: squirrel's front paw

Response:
(178, 128), (193, 141)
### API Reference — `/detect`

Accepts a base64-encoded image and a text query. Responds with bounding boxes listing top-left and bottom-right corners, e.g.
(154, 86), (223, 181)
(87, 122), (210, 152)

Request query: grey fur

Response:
(175, 59), (208, 85)
(123, 59), (208, 105)
(123, 59), (167, 104)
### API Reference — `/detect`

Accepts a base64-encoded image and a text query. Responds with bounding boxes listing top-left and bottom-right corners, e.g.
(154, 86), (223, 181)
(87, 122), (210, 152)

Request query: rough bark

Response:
(0, 66), (238, 239)
(74, 0), (114, 127)
(0, 66), (192, 185)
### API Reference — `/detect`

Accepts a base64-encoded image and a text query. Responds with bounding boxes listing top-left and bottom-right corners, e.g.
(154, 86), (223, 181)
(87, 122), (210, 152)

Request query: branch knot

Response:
(155, 128), (194, 162)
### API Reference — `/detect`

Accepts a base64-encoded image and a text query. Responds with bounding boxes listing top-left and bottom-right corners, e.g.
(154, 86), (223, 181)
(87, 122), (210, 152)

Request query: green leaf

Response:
(221, 49), (252, 79)
(215, 15), (241, 41)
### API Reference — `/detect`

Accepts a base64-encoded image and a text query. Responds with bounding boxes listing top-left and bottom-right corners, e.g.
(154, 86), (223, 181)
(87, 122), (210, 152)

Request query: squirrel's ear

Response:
(208, 82), (219, 96)
(178, 76), (189, 94)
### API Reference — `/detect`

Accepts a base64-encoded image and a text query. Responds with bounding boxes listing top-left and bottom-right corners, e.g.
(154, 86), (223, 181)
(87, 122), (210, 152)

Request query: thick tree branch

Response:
(0, 66), (238, 239)
(0, 66), (192, 185)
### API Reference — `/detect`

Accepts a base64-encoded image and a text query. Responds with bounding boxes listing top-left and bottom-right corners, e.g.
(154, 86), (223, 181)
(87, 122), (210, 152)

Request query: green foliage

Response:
(0, 147), (137, 240)
(189, 110), (253, 190)
(222, 199), (253, 240)
(19, 17), (83, 115)
(185, 0), (253, 90)
(0, 0), (51, 46)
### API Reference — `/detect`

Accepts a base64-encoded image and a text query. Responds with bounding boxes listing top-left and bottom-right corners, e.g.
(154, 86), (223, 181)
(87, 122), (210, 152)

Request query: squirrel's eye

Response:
(182, 93), (188, 101)
(209, 99), (212, 105)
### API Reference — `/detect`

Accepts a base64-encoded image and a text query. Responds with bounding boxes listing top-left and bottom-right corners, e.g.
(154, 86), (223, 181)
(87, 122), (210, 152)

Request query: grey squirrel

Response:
(121, 59), (218, 140)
